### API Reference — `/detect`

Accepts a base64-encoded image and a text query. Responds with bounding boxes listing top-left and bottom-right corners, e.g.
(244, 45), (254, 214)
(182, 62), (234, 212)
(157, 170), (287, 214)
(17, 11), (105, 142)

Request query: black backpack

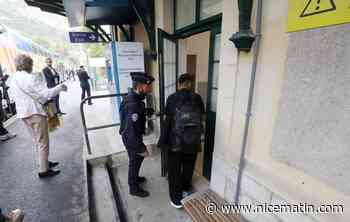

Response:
(172, 93), (203, 151)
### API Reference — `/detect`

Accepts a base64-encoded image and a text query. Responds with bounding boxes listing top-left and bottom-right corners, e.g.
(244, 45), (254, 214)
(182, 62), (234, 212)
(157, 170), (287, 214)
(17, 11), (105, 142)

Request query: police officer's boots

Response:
(130, 187), (150, 198)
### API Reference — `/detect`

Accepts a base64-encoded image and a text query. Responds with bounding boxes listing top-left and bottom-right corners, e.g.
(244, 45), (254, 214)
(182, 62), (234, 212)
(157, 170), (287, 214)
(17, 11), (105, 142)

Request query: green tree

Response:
(86, 43), (106, 57)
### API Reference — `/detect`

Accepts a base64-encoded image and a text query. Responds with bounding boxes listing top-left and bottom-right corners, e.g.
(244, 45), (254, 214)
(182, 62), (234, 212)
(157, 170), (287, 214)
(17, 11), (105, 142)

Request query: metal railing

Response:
(80, 93), (126, 154)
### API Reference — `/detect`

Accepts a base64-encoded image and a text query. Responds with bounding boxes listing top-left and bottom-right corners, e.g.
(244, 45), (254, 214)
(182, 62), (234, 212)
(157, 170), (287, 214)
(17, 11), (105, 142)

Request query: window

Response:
(200, 0), (223, 20)
(175, 0), (222, 31)
(163, 38), (177, 101)
(210, 33), (221, 112)
(175, 0), (196, 30)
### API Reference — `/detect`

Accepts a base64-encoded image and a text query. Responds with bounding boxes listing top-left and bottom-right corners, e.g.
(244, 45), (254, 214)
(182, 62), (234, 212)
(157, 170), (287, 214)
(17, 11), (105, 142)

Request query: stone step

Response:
(86, 155), (127, 222)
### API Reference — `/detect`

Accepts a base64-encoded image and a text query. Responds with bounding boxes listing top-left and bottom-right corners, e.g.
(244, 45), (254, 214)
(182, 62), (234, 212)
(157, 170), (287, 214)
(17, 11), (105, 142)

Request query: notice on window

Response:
(115, 42), (145, 93)
(287, 0), (350, 32)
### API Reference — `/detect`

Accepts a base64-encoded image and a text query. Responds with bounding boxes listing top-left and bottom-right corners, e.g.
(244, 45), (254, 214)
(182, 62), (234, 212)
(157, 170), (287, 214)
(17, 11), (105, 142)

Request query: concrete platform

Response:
(111, 148), (191, 222)
(80, 85), (210, 222)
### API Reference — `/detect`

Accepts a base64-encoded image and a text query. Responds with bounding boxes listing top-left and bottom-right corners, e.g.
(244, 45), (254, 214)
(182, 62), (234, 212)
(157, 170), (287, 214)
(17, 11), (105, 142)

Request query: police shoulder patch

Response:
(131, 113), (139, 122)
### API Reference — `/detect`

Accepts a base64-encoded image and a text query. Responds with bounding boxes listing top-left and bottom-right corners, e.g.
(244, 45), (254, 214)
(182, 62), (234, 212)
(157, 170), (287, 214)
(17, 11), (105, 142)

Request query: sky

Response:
(0, 0), (69, 30)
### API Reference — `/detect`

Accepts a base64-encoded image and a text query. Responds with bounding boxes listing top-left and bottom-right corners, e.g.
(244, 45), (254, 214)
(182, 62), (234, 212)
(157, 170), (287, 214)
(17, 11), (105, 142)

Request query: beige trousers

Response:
(23, 114), (49, 173)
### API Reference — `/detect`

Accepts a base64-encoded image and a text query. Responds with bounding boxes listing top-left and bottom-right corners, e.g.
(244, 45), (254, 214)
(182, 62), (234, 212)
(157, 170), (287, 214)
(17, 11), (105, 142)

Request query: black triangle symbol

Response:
(300, 0), (336, 17)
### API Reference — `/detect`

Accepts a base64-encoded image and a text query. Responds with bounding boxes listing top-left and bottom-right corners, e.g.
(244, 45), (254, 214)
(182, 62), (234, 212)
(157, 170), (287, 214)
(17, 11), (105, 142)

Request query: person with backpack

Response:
(119, 72), (154, 198)
(158, 73), (205, 208)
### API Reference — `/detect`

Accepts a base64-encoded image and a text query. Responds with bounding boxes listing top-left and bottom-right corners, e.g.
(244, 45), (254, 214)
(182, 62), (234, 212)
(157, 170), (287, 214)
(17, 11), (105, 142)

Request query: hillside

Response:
(0, 0), (68, 42)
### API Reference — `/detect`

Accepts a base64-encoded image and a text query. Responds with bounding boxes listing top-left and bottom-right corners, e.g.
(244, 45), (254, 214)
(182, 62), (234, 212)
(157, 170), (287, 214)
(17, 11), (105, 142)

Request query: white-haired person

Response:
(10, 54), (67, 178)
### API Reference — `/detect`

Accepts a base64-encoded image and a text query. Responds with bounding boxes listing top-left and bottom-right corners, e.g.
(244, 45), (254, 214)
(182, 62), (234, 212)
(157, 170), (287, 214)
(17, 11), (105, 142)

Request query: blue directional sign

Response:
(69, 32), (100, 43)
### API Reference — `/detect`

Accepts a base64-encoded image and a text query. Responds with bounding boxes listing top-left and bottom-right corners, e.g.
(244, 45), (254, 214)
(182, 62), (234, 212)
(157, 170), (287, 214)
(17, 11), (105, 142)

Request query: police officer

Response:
(120, 72), (154, 198)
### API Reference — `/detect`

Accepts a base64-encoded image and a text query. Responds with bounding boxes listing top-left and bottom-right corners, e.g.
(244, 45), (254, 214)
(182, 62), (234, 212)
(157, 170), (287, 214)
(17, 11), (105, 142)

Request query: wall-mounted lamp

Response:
(229, 0), (256, 52)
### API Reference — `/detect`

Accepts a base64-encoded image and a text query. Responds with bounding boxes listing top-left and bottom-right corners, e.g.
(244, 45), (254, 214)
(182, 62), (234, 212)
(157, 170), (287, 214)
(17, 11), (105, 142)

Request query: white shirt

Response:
(9, 71), (63, 119)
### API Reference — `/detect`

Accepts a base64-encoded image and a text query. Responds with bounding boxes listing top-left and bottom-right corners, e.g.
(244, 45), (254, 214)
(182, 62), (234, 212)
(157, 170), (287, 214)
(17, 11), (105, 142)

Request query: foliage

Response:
(86, 43), (106, 57)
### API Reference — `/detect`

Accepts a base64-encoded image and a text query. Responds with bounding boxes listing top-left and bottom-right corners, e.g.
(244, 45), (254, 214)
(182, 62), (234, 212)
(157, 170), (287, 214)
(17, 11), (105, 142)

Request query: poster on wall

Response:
(287, 0), (350, 32)
(115, 42), (145, 93)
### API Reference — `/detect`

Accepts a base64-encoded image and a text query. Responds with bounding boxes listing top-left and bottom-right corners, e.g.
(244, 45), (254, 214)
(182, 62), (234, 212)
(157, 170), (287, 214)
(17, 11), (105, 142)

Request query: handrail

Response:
(80, 93), (126, 154)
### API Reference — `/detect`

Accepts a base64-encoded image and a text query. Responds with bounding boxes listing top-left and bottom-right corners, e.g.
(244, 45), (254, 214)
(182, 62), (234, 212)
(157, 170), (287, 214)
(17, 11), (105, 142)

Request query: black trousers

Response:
(54, 95), (62, 113)
(126, 148), (144, 192)
(81, 86), (91, 104)
(168, 151), (197, 204)
(0, 122), (8, 136)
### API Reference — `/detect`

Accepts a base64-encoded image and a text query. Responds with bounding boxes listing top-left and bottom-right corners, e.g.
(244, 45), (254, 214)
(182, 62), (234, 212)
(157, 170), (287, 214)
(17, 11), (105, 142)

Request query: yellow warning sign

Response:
(287, 0), (350, 32)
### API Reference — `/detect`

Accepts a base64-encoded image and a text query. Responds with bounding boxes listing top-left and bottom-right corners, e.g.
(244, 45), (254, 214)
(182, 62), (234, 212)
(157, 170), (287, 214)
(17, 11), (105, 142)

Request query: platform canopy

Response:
(24, 0), (156, 50)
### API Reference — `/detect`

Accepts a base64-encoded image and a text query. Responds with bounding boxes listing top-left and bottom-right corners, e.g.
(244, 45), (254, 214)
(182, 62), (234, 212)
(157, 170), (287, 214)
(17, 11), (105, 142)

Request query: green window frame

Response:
(174, 0), (223, 32)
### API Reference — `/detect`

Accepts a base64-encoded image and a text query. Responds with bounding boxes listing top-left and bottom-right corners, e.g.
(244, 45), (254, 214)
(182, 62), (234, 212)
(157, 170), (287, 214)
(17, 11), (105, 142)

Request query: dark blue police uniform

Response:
(122, 91), (147, 190)
(120, 72), (154, 197)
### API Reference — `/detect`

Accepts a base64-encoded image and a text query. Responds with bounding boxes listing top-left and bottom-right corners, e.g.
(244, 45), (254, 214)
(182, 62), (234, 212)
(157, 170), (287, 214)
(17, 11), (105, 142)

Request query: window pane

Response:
(200, 0), (223, 20)
(210, 89), (218, 112)
(163, 38), (176, 103)
(212, 62), (219, 88)
(176, 0), (196, 29)
(214, 34), (221, 61)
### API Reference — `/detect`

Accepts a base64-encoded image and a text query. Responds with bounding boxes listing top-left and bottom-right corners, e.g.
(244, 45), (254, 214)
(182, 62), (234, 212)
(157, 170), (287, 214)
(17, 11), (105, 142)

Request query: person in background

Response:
(77, 66), (92, 105)
(0, 208), (24, 222)
(0, 64), (16, 141)
(70, 69), (76, 81)
(119, 72), (154, 198)
(0, 86), (16, 142)
(157, 73), (205, 209)
(10, 54), (68, 178)
(43, 58), (66, 116)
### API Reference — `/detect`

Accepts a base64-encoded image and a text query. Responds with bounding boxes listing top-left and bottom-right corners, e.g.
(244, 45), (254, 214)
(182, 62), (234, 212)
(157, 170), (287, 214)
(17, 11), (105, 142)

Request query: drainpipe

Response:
(229, 0), (256, 52)
(233, 0), (263, 205)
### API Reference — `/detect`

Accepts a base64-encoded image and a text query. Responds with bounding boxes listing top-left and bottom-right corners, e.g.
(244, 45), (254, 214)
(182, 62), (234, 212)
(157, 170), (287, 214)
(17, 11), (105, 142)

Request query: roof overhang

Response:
(23, 0), (156, 57)
(24, 0), (66, 16)
(85, 0), (137, 26)
(25, 0), (139, 27)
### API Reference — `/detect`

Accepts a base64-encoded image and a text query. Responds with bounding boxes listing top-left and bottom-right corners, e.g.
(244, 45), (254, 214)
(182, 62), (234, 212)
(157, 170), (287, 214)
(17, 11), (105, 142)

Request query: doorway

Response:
(158, 24), (221, 181)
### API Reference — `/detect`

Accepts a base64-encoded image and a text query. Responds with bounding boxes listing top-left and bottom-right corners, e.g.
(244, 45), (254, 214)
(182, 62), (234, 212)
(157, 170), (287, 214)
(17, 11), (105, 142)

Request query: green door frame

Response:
(157, 29), (179, 114)
(158, 28), (178, 177)
(158, 18), (222, 179)
(203, 26), (221, 180)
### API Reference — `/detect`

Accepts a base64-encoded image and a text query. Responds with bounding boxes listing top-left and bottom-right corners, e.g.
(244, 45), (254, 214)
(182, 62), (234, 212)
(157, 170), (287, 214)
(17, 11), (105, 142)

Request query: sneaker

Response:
(0, 133), (16, 141)
(182, 191), (191, 198)
(137, 176), (147, 184)
(0, 134), (8, 141)
(38, 169), (61, 178)
(49, 161), (59, 168)
(130, 188), (150, 198)
(6, 133), (17, 139)
(5, 209), (24, 222)
(170, 200), (183, 209)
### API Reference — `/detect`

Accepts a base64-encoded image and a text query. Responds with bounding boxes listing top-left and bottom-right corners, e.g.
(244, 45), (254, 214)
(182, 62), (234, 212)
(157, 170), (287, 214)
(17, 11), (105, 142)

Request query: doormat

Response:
(182, 189), (241, 222)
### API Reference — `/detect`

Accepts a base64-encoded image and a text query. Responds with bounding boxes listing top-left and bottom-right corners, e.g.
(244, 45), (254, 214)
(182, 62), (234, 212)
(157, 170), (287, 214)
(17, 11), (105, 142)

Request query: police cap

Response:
(130, 72), (154, 85)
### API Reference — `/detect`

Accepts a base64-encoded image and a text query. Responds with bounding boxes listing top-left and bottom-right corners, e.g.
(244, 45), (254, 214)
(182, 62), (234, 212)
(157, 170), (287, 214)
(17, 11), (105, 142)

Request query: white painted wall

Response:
(211, 0), (350, 222)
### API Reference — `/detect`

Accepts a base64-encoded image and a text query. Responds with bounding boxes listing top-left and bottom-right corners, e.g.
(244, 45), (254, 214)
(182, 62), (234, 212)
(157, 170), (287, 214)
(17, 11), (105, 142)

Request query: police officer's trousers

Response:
(126, 148), (144, 191)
